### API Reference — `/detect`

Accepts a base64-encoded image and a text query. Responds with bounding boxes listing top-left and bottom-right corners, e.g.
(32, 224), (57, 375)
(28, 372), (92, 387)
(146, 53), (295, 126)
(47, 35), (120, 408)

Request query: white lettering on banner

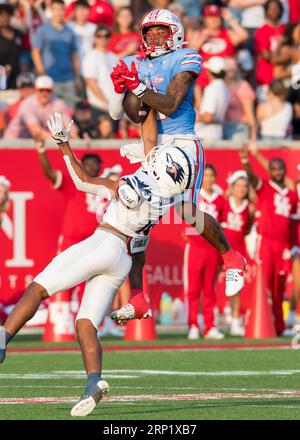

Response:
(8, 275), (17, 289)
(145, 265), (182, 286)
(0, 274), (34, 290)
(3, 192), (34, 268)
(274, 194), (291, 218)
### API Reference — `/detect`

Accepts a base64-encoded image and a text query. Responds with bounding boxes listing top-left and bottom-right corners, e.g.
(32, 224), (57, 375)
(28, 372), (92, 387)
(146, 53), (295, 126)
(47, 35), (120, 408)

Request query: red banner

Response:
(1, 147), (300, 308)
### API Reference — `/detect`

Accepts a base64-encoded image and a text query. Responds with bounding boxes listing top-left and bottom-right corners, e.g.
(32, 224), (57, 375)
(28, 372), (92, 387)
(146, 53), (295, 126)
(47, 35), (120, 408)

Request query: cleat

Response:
(111, 294), (152, 325)
(225, 256), (247, 297)
(71, 380), (109, 417)
(204, 327), (225, 340)
(187, 325), (200, 340)
(230, 318), (245, 337)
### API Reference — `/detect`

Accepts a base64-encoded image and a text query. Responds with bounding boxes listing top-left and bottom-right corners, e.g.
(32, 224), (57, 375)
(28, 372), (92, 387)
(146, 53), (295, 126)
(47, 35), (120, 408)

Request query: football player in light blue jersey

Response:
(109, 9), (247, 325)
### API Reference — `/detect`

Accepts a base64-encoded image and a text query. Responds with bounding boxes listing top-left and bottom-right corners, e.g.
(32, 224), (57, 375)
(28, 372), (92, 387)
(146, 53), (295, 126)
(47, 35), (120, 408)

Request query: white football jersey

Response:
(103, 167), (178, 238)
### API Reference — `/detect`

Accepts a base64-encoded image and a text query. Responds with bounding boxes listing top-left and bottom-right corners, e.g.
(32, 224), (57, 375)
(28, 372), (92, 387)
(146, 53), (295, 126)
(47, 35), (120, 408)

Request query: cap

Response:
(35, 75), (54, 90)
(75, 99), (91, 110)
(203, 56), (226, 74)
(16, 72), (35, 89)
(227, 170), (248, 185)
(203, 4), (222, 16)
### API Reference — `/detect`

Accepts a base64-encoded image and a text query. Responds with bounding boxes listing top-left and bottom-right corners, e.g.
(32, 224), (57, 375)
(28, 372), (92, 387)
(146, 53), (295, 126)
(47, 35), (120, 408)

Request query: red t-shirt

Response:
(255, 179), (298, 245)
(186, 188), (225, 248)
(197, 28), (236, 88)
(54, 171), (100, 241)
(221, 197), (250, 254)
(65, 0), (114, 26)
(108, 31), (140, 55)
(289, 0), (300, 22)
(254, 23), (286, 86)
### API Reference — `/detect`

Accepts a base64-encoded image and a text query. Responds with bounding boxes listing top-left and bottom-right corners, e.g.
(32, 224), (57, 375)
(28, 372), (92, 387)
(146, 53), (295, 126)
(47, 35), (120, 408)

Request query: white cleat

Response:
(230, 318), (245, 337)
(71, 380), (109, 417)
(187, 325), (200, 340)
(225, 258), (247, 297)
(204, 327), (225, 340)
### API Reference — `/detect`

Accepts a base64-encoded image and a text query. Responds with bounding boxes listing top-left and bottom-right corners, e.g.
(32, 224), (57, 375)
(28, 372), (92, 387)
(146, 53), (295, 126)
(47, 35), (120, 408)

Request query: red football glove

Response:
(120, 61), (146, 97)
(110, 64), (126, 94)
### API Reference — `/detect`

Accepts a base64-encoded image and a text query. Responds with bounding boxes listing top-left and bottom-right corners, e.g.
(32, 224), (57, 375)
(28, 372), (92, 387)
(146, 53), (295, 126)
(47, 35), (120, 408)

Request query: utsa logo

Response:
(165, 153), (185, 185)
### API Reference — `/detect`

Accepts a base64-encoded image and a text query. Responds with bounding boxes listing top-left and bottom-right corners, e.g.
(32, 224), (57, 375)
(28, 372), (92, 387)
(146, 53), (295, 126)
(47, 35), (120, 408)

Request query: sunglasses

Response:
(37, 88), (52, 93)
(96, 33), (110, 39)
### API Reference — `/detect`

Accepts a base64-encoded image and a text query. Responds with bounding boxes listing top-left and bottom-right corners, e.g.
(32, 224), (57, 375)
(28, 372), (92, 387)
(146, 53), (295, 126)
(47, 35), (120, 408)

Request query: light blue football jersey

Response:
(123, 49), (202, 136)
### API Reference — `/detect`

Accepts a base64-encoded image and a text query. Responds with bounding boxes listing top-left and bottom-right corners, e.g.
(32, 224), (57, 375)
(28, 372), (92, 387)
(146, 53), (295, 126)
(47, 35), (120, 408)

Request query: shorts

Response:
(34, 229), (132, 329)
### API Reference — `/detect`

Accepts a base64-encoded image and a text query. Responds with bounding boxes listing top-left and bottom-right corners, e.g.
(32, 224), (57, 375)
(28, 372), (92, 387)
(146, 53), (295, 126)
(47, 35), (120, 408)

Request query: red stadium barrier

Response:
(1, 146), (300, 313)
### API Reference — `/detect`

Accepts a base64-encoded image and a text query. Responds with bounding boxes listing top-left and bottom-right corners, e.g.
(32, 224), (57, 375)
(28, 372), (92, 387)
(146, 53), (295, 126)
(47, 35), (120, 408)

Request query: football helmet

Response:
(144, 144), (195, 197)
(140, 9), (184, 58)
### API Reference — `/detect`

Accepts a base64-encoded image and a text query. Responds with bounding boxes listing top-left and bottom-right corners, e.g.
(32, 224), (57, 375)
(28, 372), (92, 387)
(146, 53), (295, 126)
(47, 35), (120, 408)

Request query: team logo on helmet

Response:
(165, 153), (185, 185)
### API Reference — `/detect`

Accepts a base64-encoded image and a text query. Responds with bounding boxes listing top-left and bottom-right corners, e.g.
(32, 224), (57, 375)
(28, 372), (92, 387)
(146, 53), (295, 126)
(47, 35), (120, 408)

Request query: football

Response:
(123, 90), (150, 124)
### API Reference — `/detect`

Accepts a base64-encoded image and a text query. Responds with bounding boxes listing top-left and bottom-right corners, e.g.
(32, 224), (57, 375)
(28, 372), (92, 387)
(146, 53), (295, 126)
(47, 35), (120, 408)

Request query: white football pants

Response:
(34, 229), (132, 329)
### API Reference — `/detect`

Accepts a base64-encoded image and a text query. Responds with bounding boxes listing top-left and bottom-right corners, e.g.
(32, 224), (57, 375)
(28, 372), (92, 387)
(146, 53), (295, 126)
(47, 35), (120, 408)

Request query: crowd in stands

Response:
(0, 0), (300, 141)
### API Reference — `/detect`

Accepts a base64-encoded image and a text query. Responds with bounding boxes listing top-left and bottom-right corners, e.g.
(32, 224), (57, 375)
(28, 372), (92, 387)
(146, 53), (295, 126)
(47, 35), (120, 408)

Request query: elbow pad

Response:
(109, 92), (125, 120)
(63, 156), (112, 199)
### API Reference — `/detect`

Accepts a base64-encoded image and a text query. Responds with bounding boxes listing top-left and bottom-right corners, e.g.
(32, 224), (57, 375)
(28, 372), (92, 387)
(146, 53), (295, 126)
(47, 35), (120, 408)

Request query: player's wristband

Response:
(132, 83), (147, 98)
(37, 145), (46, 153)
(241, 158), (249, 164)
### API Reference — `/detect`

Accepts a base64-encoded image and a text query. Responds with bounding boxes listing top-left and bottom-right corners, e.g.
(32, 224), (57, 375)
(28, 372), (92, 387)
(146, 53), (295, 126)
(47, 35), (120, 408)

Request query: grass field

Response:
(1, 333), (300, 420)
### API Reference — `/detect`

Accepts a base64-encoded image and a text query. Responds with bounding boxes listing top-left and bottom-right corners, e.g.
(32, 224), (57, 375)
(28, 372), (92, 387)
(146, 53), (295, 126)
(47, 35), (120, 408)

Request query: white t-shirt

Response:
(196, 78), (229, 141)
(260, 103), (293, 138)
(67, 21), (96, 70)
(82, 49), (119, 111)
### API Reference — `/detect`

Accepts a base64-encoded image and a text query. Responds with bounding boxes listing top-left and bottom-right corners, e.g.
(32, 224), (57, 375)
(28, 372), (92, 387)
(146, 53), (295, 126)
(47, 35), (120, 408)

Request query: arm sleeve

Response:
(63, 155), (113, 199)
(109, 92), (125, 120)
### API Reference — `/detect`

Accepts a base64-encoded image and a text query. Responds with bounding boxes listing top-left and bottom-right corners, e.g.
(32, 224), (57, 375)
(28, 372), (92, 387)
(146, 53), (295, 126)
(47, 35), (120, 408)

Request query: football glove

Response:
(47, 112), (73, 144)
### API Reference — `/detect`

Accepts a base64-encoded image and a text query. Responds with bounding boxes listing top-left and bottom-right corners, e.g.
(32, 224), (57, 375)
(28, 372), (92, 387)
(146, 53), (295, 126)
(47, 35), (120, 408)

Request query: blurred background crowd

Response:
(0, 0), (300, 142)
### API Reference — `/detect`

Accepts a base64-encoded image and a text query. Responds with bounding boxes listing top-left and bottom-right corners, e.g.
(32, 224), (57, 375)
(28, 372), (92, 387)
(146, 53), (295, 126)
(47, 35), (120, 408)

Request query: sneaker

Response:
(71, 380), (109, 417)
(225, 253), (247, 297)
(230, 318), (245, 337)
(187, 325), (200, 340)
(204, 327), (225, 340)
(111, 293), (152, 325)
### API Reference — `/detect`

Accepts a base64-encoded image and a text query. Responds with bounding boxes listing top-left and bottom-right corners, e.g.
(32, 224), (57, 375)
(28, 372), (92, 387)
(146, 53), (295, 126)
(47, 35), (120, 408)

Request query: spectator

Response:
(221, 170), (253, 336)
(65, 0), (114, 26)
(254, 0), (286, 101)
(257, 79), (293, 140)
(67, 0), (96, 71)
(288, 0), (300, 23)
(0, 175), (10, 228)
(195, 56), (229, 142)
(184, 163), (225, 341)
(5, 72), (35, 123)
(287, 86), (300, 140)
(0, 4), (23, 88)
(97, 114), (115, 138)
(108, 7), (139, 58)
(82, 25), (119, 117)
(31, 0), (80, 108)
(240, 147), (298, 336)
(272, 22), (300, 81)
(116, 119), (140, 139)
(224, 57), (256, 140)
(73, 99), (99, 140)
(15, 0), (46, 70)
(188, 4), (248, 88)
(3, 75), (77, 139)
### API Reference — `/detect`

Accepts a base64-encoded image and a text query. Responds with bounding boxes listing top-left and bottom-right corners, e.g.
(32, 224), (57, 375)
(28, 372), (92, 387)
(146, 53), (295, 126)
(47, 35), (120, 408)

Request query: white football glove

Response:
(47, 112), (73, 144)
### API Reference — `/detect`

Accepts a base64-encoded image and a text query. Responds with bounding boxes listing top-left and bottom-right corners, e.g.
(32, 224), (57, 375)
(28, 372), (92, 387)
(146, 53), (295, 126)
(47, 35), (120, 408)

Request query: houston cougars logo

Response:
(165, 153), (185, 185)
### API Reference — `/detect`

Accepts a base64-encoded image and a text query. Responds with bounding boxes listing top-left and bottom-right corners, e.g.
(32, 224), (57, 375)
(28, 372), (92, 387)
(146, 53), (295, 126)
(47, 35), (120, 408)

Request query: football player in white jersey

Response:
(0, 110), (194, 417)
(109, 8), (247, 324)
